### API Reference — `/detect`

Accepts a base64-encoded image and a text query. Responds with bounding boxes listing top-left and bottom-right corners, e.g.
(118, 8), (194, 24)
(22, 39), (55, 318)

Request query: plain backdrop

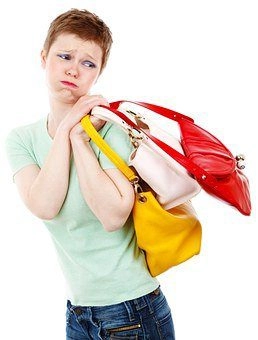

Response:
(0, 0), (257, 339)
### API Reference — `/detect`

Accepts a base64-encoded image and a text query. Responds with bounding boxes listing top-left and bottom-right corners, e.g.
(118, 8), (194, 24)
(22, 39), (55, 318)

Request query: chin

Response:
(58, 89), (80, 104)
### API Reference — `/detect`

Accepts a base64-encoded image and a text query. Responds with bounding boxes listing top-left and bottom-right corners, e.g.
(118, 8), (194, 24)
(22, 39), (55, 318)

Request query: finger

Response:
(89, 116), (106, 131)
(68, 95), (109, 128)
(90, 116), (104, 124)
(80, 94), (109, 107)
(81, 98), (109, 117)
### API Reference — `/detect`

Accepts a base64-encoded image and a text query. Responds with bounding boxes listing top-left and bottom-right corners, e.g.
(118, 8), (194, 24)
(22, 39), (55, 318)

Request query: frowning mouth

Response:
(60, 81), (78, 88)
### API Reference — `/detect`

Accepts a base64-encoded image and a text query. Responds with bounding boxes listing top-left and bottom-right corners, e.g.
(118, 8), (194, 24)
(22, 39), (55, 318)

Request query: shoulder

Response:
(5, 117), (47, 176)
(101, 122), (133, 150)
(94, 122), (134, 169)
(6, 117), (46, 146)
(101, 122), (131, 142)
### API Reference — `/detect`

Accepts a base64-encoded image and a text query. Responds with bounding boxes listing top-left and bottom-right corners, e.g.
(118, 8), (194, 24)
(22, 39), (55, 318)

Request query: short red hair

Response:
(43, 8), (113, 73)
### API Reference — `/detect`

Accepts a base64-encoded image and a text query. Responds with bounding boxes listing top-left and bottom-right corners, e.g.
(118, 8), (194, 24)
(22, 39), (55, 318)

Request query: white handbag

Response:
(91, 102), (201, 209)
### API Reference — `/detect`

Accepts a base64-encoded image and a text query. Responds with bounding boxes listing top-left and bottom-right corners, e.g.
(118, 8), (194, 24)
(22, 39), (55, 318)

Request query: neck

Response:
(47, 97), (74, 138)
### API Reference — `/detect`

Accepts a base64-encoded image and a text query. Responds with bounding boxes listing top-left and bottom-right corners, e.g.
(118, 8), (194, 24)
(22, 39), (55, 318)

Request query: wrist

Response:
(70, 133), (91, 146)
(56, 121), (72, 136)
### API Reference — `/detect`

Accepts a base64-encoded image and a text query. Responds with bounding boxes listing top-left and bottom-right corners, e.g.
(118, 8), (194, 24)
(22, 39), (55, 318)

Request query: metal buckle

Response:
(130, 177), (147, 203)
(126, 109), (142, 119)
(127, 128), (143, 148)
(236, 154), (246, 169)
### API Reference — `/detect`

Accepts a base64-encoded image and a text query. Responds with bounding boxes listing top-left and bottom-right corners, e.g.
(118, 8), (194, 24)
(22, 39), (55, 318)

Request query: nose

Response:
(65, 67), (78, 78)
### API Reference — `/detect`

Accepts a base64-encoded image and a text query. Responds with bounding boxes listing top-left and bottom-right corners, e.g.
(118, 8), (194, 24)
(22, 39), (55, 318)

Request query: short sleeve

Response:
(98, 123), (133, 170)
(5, 128), (38, 178)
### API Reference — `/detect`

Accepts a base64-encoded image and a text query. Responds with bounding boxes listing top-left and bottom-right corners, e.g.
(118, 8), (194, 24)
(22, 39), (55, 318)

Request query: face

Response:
(41, 33), (103, 104)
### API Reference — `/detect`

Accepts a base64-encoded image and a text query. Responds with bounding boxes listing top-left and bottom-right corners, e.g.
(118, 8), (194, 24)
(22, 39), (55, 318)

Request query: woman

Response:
(6, 8), (175, 339)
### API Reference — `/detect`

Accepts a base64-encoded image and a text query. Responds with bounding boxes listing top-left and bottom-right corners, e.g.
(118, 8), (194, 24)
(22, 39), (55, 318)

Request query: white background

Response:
(0, 0), (257, 339)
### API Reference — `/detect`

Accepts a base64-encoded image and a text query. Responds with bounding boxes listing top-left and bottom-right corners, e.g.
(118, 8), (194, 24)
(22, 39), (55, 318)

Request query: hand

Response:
(59, 94), (109, 133)
(70, 115), (106, 143)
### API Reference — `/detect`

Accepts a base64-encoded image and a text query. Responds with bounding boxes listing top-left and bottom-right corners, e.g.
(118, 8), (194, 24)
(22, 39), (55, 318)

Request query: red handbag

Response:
(109, 101), (251, 216)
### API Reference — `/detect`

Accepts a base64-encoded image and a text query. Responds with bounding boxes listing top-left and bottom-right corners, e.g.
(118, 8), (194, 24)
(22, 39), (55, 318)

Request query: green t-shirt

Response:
(5, 117), (158, 306)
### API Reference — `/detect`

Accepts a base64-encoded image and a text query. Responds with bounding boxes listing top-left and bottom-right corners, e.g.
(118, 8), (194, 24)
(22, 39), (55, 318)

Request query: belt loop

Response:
(144, 294), (154, 314)
(123, 301), (136, 322)
(133, 293), (154, 314)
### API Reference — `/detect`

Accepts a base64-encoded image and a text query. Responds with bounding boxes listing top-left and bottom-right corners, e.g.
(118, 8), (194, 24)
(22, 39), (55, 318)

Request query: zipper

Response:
(108, 323), (141, 332)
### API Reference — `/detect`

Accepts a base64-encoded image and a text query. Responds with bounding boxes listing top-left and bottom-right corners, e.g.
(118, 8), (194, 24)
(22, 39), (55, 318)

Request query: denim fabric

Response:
(66, 287), (175, 339)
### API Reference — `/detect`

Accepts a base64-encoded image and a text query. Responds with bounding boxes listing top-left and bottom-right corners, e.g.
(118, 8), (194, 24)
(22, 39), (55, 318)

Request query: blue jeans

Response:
(66, 287), (175, 339)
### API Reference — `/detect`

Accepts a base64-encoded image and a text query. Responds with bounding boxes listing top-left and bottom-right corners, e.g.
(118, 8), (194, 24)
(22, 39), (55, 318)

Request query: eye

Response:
(82, 60), (96, 68)
(57, 53), (71, 60)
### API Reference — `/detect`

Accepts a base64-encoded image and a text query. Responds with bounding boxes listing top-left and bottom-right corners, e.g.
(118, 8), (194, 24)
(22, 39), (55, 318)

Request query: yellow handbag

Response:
(81, 116), (202, 277)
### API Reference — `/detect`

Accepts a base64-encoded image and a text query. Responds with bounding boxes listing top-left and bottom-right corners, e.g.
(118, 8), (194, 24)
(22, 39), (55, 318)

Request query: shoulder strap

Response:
(110, 100), (194, 123)
(80, 115), (138, 183)
(94, 105), (217, 186)
(82, 105), (218, 187)
(99, 102), (220, 186)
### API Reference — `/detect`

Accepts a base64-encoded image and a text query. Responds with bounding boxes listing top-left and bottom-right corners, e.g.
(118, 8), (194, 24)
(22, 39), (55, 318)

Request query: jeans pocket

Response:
(110, 336), (138, 340)
(149, 288), (168, 311)
(149, 290), (175, 340)
(107, 323), (141, 339)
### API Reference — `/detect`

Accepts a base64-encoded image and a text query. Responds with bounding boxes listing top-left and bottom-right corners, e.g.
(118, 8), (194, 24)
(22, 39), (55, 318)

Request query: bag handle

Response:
(113, 100), (233, 158)
(110, 100), (194, 123)
(80, 115), (138, 184)
(91, 105), (217, 186)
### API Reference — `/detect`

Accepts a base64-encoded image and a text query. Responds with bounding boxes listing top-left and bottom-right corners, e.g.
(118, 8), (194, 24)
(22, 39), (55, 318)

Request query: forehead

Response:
(50, 33), (103, 59)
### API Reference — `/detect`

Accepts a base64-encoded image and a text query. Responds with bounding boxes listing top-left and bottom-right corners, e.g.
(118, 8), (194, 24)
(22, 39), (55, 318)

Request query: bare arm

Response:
(14, 95), (108, 220)
(70, 121), (135, 232)
(14, 127), (71, 220)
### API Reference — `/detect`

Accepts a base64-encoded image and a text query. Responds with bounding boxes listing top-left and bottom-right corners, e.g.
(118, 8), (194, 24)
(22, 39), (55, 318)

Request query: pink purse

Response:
(91, 105), (201, 209)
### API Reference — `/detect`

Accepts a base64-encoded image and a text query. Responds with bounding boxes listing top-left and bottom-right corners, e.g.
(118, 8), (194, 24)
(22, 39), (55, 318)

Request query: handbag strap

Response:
(92, 105), (217, 186)
(80, 115), (138, 184)
(110, 100), (194, 123)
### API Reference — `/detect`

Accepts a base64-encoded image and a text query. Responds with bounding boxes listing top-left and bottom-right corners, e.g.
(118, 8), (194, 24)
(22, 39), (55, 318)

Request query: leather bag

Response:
(108, 101), (251, 216)
(81, 115), (202, 277)
(91, 105), (201, 209)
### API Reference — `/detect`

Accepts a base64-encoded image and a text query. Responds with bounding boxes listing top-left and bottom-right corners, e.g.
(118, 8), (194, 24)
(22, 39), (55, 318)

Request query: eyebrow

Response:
(59, 50), (97, 62)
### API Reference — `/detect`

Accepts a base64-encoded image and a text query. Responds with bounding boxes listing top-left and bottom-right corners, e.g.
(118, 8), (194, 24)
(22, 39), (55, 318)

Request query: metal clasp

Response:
(127, 128), (143, 148)
(126, 109), (142, 119)
(236, 154), (246, 169)
(130, 177), (147, 203)
(130, 176), (141, 192)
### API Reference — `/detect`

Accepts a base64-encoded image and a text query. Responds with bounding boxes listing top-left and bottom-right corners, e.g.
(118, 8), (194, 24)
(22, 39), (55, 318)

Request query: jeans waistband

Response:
(67, 286), (161, 310)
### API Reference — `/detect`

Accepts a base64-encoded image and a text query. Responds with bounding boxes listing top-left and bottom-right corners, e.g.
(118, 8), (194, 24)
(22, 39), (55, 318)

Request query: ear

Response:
(40, 50), (47, 69)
